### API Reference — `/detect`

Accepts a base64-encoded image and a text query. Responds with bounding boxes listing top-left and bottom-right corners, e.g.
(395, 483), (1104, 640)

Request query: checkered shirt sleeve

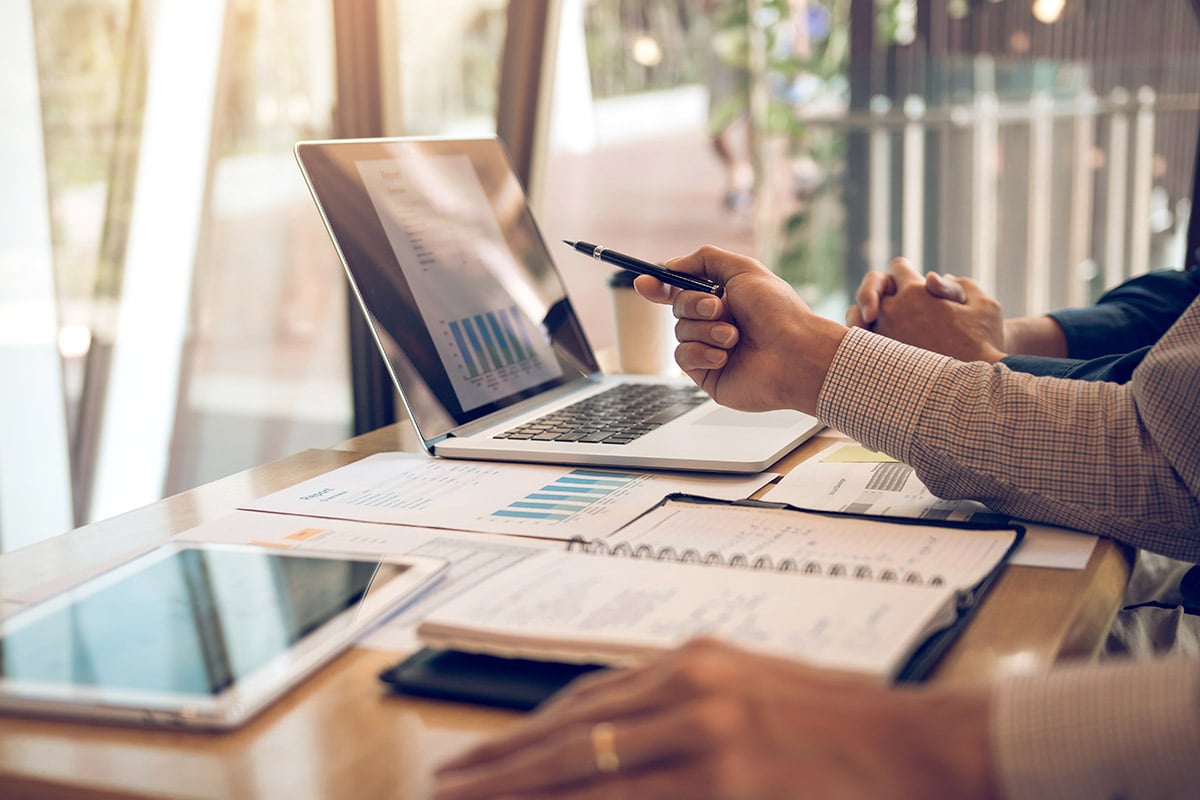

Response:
(817, 305), (1200, 561)
(817, 298), (1200, 799)
(993, 657), (1200, 799)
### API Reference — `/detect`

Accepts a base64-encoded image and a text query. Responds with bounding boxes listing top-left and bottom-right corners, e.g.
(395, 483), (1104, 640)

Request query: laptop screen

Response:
(296, 138), (600, 441)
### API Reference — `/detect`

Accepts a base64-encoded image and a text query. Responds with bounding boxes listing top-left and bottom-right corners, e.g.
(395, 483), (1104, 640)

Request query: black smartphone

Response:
(379, 648), (607, 711)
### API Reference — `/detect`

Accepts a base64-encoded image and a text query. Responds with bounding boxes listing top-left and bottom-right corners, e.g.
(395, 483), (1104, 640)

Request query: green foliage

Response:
(739, 0), (852, 296)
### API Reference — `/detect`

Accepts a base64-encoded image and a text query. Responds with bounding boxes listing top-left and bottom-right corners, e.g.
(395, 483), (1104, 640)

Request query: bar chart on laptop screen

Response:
(445, 306), (538, 380)
(357, 153), (563, 411)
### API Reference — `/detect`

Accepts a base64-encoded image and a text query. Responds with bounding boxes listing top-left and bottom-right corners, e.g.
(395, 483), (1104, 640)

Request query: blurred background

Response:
(3, 0), (1198, 551)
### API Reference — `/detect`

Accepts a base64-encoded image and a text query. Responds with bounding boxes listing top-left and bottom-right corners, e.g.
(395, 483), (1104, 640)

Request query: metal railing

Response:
(772, 73), (1197, 316)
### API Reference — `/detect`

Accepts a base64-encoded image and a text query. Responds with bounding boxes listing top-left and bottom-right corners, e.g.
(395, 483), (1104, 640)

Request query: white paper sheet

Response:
(239, 452), (776, 541)
(1009, 522), (1097, 570)
(762, 442), (1097, 569)
(764, 442), (991, 521)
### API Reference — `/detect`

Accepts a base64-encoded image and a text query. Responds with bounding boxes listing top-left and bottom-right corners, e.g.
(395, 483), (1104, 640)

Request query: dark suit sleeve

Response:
(998, 269), (1200, 383)
(1047, 269), (1200, 359)
(1000, 348), (1152, 383)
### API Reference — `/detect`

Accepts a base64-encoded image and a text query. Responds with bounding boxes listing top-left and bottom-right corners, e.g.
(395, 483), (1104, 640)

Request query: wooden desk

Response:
(0, 431), (1133, 799)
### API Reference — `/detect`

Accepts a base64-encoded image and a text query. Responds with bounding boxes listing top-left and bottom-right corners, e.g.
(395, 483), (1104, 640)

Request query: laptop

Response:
(294, 136), (822, 472)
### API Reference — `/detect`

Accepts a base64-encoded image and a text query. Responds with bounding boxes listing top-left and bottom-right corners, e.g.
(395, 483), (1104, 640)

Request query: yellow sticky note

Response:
(821, 445), (897, 463)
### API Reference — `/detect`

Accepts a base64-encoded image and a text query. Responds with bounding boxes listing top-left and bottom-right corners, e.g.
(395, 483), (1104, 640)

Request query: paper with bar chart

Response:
(357, 154), (562, 412)
(761, 441), (990, 521)
(240, 452), (777, 541)
(760, 442), (1097, 570)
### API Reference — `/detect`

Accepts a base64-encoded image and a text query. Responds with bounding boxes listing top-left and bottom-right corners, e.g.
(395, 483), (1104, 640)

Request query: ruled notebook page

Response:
(417, 550), (959, 679)
(604, 500), (1018, 589)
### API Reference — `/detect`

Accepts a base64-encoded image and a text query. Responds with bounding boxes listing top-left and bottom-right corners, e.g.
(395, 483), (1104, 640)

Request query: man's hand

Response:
(629, 245), (847, 416)
(847, 258), (1006, 363)
(846, 267), (967, 328)
(433, 639), (996, 800)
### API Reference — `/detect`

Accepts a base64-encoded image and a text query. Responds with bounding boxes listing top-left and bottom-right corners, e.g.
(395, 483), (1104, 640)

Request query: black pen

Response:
(562, 239), (724, 297)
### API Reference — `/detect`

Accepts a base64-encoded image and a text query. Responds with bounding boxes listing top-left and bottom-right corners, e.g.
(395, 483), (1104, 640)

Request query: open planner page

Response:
(416, 550), (962, 680)
(603, 499), (1019, 589)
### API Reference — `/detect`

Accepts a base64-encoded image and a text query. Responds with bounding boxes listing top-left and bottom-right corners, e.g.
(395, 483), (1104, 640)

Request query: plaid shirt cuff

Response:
(816, 326), (951, 462)
(993, 658), (1200, 799)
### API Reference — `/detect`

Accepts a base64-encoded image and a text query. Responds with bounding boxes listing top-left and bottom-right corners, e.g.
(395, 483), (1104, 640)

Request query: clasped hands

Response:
(844, 258), (1007, 364)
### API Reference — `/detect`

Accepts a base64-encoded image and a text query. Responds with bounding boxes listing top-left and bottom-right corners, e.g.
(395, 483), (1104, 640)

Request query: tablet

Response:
(0, 542), (447, 730)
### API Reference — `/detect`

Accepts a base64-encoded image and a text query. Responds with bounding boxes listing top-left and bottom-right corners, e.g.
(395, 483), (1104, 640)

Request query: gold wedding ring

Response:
(590, 721), (620, 773)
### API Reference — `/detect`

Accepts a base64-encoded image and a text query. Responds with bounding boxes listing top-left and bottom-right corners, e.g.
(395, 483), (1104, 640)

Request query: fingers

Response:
(634, 263), (736, 360)
(951, 275), (992, 304)
(673, 342), (728, 377)
(504, 762), (720, 800)
(450, 763), (721, 800)
(888, 256), (925, 287)
(851, 261), (970, 329)
(848, 258), (921, 327)
(434, 722), (602, 799)
(674, 318), (736, 350)
(925, 271), (966, 304)
(530, 662), (657, 718)
(662, 290), (736, 374)
(437, 659), (691, 775)
(435, 702), (719, 800)
(438, 640), (748, 778)
(639, 243), (776, 349)
(850, 271), (895, 326)
(435, 640), (872, 800)
(845, 304), (867, 328)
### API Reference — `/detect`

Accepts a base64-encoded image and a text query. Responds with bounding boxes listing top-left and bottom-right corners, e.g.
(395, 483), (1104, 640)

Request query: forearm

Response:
(816, 328), (1200, 559)
(992, 658), (1200, 799)
(1001, 315), (1067, 358)
(906, 361), (1200, 554)
(902, 683), (997, 800)
(873, 666), (1200, 800)
(1046, 269), (1200, 358)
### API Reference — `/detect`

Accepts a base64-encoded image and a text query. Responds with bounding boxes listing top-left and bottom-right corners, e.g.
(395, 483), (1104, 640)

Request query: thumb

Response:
(888, 257), (925, 288)
(925, 271), (966, 304)
(633, 273), (675, 305)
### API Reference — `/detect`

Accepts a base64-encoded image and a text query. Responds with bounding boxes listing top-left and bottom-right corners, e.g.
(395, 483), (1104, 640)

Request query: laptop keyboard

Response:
(493, 383), (708, 445)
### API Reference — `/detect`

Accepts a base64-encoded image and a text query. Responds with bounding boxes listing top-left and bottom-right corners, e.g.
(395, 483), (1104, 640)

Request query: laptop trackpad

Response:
(694, 407), (798, 428)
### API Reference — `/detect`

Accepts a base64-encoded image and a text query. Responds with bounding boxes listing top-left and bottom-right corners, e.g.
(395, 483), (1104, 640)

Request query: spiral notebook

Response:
(415, 498), (1023, 681)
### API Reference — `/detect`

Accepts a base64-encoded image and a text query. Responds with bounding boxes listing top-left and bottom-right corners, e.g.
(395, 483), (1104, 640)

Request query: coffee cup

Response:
(607, 270), (679, 375)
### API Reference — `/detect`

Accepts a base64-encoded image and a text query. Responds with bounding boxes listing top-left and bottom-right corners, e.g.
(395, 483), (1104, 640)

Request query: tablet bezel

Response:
(0, 542), (447, 730)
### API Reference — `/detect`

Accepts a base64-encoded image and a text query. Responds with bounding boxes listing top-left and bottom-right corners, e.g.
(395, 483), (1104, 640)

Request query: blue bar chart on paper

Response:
(493, 469), (639, 521)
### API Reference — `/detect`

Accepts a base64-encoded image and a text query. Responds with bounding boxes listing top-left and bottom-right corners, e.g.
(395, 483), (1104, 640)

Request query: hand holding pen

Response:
(563, 240), (724, 297)
(632, 244), (842, 416)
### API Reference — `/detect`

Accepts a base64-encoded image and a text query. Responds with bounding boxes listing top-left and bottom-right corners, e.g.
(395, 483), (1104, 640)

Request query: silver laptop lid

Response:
(295, 136), (602, 449)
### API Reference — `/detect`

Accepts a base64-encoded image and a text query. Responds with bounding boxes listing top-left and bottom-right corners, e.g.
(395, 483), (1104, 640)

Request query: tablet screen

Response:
(0, 544), (445, 726)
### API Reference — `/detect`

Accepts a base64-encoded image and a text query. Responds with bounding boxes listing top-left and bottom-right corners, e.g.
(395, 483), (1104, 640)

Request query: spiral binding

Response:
(566, 536), (945, 586)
